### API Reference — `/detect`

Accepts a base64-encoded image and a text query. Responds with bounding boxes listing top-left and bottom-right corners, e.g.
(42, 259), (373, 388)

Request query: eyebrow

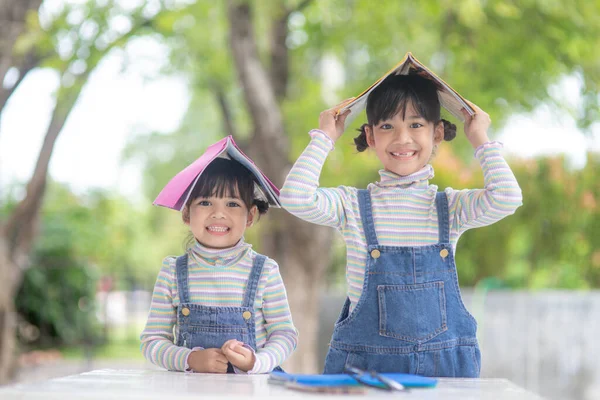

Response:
(380, 114), (424, 123)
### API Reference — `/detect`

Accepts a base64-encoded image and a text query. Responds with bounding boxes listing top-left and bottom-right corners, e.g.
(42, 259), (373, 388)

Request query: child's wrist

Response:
(468, 132), (491, 149)
(232, 355), (256, 373)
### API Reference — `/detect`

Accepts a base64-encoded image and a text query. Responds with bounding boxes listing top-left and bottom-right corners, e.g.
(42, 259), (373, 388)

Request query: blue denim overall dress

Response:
(175, 253), (266, 373)
(324, 190), (481, 377)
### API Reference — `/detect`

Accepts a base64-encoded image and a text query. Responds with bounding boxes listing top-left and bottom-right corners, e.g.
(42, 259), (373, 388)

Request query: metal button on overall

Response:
(181, 307), (190, 316)
(440, 249), (449, 259)
(371, 249), (381, 259)
(242, 311), (252, 320)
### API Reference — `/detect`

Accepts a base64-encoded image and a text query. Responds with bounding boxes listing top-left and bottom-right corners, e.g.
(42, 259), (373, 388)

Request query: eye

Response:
(227, 201), (241, 208)
(379, 123), (393, 130)
(197, 200), (211, 206)
(410, 122), (424, 128)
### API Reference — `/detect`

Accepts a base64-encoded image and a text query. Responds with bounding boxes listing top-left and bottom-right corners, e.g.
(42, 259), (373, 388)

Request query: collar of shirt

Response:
(189, 238), (252, 268)
(375, 164), (434, 189)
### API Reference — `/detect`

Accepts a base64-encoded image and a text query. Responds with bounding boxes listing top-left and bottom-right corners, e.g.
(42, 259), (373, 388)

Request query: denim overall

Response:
(324, 190), (480, 377)
(175, 253), (268, 373)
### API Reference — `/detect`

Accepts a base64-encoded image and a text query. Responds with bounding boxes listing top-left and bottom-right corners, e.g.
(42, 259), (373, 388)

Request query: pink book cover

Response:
(153, 135), (281, 211)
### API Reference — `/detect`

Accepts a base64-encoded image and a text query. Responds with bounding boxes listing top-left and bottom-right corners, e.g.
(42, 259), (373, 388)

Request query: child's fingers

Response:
(232, 344), (253, 357)
(466, 100), (481, 113)
(334, 97), (355, 110)
(221, 339), (239, 352)
(212, 349), (229, 364)
(223, 349), (245, 364)
(212, 359), (228, 373)
(326, 98), (355, 114)
(335, 109), (352, 123)
(461, 107), (473, 120)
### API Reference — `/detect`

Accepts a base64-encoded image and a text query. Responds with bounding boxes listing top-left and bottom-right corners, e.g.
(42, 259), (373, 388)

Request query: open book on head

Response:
(337, 52), (475, 129)
(153, 135), (281, 211)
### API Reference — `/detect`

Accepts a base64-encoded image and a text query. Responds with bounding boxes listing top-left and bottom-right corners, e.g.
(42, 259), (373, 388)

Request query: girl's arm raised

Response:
(448, 106), (522, 231)
(280, 103), (353, 229)
(139, 257), (192, 371)
(280, 130), (352, 229)
(448, 144), (523, 232)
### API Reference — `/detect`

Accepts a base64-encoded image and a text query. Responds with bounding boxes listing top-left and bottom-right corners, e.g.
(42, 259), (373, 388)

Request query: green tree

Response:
(0, 0), (173, 383)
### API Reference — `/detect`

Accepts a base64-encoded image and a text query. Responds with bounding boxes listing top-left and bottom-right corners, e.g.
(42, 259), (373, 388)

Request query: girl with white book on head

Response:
(280, 72), (522, 377)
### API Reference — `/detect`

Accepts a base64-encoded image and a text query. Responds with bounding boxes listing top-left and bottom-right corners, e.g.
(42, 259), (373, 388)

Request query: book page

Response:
(176, 150), (226, 211)
(338, 52), (474, 129)
(225, 140), (281, 207)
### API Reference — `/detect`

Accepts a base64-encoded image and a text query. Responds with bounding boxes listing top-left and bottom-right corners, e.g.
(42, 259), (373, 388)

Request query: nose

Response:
(393, 127), (412, 144)
(211, 205), (226, 219)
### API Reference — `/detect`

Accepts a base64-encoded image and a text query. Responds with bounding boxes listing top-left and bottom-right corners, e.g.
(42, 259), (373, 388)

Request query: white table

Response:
(0, 369), (545, 399)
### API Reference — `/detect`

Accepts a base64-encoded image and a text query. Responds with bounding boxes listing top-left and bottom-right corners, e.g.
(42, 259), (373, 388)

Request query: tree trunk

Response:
(0, 237), (19, 383)
(0, 0), (43, 119)
(0, 89), (75, 383)
(271, 212), (333, 373)
(0, 0), (44, 384)
(227, 0), (332, 373)
(0, 2), (155, 380)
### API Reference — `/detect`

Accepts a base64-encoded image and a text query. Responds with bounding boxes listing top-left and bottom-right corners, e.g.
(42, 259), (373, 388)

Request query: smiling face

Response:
(181, 158), (263, 249)
(185, 191), (257, 249)
(366, 101), (443, 177)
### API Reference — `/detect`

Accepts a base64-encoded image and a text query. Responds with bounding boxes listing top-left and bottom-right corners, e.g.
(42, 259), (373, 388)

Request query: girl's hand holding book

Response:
(319, 98), (354, 143)
(461, 103), (491, 149)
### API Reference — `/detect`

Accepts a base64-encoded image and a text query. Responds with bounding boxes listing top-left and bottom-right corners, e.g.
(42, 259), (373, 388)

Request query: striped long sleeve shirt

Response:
(140, 239), (298, 373)
(280, 130), (522, 312)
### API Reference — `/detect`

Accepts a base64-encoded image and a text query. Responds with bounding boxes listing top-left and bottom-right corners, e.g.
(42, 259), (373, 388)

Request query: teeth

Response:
(392, 151), (415, 157)
(207, 226), (228, 232)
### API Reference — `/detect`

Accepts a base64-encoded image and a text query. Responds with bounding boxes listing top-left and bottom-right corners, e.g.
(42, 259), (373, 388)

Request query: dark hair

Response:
(354, 74), (456, 152)
(182, 158), (269, 223)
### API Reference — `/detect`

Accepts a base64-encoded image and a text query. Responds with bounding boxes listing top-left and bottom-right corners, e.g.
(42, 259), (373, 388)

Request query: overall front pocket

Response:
(377, 281), (447, 343)
(187, 326), (251, 349)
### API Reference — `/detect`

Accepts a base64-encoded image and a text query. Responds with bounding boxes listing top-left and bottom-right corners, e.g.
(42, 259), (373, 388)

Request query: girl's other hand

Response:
(318, 98), (354, 143)
(187, 348), (229, 373)
(221, 339), (256, 372)
(461, 103), (491, 149)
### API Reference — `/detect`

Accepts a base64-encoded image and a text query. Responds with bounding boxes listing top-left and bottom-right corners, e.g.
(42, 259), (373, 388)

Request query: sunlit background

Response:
(1, 1), (599, 400)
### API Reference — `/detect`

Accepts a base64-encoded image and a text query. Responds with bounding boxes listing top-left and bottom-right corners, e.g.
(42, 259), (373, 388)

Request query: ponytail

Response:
(441, 119), (456, 141)
(253, 199), (269, 215)
(354, 124), (370, 152)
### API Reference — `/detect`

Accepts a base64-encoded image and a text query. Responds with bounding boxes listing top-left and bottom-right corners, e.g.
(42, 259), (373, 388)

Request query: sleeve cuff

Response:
(474, 141), (503, 160)
(308, 129), (335, 151)
(184, 347), (204, 373)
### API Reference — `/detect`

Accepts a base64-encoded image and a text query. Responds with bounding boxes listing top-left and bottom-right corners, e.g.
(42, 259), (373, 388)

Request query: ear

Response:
(433, 122), (444, 145)
(365, 125), (376, 148)
(182, 206), (191, 225)
(246, 205), (258, 227)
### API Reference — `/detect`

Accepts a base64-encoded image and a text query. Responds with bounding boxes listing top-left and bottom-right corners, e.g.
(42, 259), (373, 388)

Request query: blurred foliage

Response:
(16, 260), (99, 348)
(435, 149), (599, 289)
(10, 181), (163, 348)
(13, 184), (101, 348)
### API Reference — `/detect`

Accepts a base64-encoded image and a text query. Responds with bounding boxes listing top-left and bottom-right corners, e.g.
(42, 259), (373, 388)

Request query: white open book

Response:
(337, 52), (475, 129)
